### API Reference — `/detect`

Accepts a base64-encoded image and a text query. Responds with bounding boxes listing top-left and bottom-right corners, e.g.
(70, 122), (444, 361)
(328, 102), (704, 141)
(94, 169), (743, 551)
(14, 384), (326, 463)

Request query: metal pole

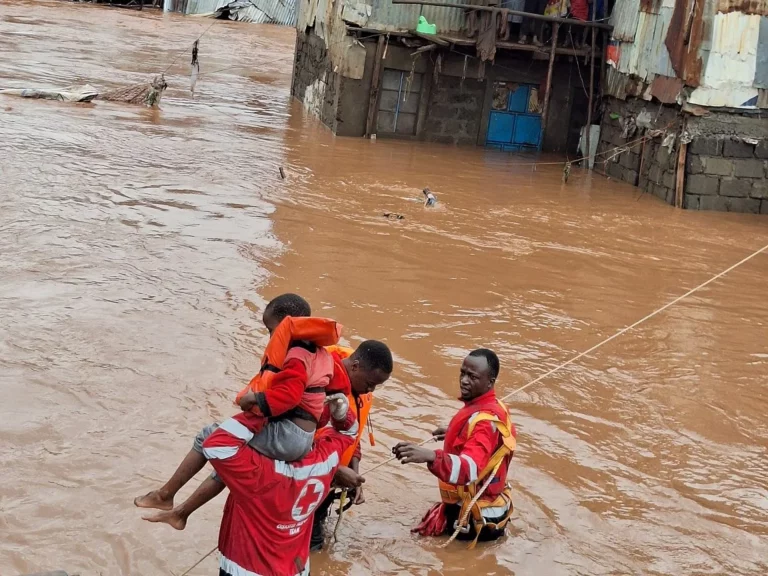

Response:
(675, 140), (688, 208)
(540, 21), (560, 150)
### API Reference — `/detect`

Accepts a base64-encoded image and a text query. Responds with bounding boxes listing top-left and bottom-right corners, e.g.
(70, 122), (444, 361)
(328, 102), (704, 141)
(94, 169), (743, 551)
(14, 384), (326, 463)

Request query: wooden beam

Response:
(495, 40), (597, 58)
(675, 141), (688, 208)
(393, 0), (613, 30)
(437, 34), (476, 47)
(585, 18), (597, 169)
(365, 35), (387, 138)
(413, 44), (437, 54)
(410, 31), (450, 46)
(539, 22), (560, 150)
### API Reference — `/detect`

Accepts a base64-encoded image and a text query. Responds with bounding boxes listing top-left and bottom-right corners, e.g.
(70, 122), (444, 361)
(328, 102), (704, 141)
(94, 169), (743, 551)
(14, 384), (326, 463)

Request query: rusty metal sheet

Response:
(640, 0), (663, 12)
(611, 0), (642, 41)
(665, 0), (704, 86)
(650, 75), (684, 101)
(689, 11), (762, 106)
(369, 0), (466, 33)
(622, 8), (676, 80)
(716, 0), (768, 15)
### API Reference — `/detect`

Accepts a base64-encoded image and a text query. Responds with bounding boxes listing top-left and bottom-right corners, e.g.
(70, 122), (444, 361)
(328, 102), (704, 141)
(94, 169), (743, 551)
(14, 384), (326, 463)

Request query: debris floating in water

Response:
(0, 75), (167, 107)
(99, 75), (167, 107)
(190, 40), (200, 94)
(279, 167), (286, 180)
(383, 212), (405, 220)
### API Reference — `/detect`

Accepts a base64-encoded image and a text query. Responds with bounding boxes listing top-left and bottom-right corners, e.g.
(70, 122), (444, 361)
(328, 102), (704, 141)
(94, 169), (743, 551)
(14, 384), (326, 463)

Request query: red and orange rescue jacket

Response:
(316, 345), (373, 467)
(234, 317), (342, 422)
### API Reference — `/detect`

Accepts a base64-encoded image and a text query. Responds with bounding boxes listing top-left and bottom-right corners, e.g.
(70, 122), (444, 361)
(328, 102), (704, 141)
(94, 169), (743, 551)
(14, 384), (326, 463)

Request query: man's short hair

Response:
(355, 340), (393, 374)
(469, 348), (499, 381)
(264, 293), (311, 322)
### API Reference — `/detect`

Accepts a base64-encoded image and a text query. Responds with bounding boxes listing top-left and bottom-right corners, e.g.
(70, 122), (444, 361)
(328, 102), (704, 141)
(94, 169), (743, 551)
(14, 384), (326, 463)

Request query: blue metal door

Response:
(486, 82), (542, 152)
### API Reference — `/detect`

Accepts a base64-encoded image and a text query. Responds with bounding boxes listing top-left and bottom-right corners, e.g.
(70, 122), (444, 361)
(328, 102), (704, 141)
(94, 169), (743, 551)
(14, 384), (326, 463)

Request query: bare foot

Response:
(134, 490), (174, 511)
(142, 509), (188, 531)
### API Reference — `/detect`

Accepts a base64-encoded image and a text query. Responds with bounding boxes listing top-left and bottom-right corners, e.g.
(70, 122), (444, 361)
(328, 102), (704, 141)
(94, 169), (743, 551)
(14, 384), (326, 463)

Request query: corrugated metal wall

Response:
(368, 0), (466, 33)
(610, 0), (641, 42)
(227, 0), (298, 24)
(608, 0), (766, 108)
(613, 0), (676, 80)
(176, 0), (297, 25)
(184, 0), (228, 15)
(688, 11), (763, 106)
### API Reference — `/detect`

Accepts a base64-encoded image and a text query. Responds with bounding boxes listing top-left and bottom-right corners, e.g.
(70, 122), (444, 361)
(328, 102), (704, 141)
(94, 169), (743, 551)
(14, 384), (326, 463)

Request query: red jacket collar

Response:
(461, 389), (497, 406)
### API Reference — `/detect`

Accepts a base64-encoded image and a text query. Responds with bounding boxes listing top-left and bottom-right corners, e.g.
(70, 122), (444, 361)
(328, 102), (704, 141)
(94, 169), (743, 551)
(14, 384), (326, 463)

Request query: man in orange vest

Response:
(309, 342), (392, 551)
(394, 349), (516, 547)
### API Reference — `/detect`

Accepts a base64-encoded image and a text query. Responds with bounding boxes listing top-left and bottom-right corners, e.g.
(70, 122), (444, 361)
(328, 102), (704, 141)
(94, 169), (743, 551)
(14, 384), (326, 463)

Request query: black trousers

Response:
(310, 490), (338, 551)
(522, 0), (548, 38)
(444, 503), (507, 542)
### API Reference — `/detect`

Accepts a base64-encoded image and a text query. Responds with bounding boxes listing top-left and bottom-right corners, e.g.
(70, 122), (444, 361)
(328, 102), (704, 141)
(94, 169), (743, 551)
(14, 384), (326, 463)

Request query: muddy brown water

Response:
(2, 2), (768, 575)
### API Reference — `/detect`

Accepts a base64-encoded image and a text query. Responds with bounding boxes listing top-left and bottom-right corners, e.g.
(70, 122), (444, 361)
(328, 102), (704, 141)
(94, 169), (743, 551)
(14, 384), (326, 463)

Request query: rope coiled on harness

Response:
(442, 459), (503, 547)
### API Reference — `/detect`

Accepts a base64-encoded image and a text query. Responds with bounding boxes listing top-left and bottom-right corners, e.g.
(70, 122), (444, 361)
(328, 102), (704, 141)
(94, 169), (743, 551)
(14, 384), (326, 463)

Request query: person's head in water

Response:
(459, 348), (499, 401)
(345, 340), (393, 395)
(262, 293), (311, 335)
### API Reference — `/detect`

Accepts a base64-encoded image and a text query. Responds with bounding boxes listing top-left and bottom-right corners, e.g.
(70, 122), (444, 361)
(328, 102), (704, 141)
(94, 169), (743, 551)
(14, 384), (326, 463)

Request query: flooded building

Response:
(290, 0), (607, 153)
(598, 0), (768, 213)
(162, 0), (298, 24)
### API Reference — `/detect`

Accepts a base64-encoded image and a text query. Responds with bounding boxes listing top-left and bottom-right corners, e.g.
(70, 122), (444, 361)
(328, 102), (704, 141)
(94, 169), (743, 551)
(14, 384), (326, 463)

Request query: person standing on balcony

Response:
(519, 0), (548, 46)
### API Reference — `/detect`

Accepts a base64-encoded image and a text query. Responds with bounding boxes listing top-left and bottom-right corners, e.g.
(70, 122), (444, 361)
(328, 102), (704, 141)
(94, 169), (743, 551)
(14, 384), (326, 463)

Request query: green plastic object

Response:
(416, 16), (437, 34)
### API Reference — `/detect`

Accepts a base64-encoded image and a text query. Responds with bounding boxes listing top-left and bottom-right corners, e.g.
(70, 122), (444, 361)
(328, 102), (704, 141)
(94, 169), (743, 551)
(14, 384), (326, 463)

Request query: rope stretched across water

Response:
(363, 239), (768, 479)
(177, 241), (768, 573)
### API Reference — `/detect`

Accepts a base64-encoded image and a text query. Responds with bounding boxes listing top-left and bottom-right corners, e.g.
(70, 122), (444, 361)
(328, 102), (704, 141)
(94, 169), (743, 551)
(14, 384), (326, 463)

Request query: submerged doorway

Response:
(486, 82), (542, 152)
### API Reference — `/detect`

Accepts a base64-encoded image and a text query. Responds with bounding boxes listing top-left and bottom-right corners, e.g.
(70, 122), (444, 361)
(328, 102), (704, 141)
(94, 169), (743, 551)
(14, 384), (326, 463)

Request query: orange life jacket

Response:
(315, 345), (373, 467)
(234, 316), (343, 404)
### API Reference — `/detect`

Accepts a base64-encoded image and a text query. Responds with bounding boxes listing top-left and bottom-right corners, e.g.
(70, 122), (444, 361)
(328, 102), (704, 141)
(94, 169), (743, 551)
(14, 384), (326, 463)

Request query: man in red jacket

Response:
(394, 349), (516, 546)
(204, 394), (363, 576)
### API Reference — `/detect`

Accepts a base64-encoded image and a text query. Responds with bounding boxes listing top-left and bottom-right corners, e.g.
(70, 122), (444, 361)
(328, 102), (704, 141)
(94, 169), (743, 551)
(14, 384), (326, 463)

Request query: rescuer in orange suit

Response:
(394, 349), (517, 547)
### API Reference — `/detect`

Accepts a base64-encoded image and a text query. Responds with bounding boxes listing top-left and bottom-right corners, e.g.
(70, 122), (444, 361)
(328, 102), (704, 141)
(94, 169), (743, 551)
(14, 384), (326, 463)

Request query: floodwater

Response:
(1, 2), (767, 575)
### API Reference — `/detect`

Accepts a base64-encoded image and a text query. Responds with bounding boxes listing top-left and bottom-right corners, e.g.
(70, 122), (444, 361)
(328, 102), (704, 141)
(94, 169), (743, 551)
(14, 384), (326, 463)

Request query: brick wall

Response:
(291, 32), (340, 131)
(423, 75), (486, 146)
(684, 139), (768, 213)
(598, 97), (768, 214)
(597, 99), (680, 206)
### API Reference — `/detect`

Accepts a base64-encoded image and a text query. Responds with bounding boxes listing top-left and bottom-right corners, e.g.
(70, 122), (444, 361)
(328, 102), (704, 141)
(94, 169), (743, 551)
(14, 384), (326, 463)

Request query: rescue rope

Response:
(442, 459), (503, 547)
(178, 545), (217, 576)
(363, 240), (768, 476)
(333, 489), (349, 542)
(439, 240), (768, 542)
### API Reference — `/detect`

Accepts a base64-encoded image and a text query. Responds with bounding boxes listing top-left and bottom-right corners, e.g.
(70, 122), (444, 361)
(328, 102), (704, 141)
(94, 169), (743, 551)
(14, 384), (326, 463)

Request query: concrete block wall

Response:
(598, 97), (768, 213)
(424, 75), (486, 146)
(597, 99), (680, 206)
(684, 139), (768, 213)
(291, 32), (341, 132)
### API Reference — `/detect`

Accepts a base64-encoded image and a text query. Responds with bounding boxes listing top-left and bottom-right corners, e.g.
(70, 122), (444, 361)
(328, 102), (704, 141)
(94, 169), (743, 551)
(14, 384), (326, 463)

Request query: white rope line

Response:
(363, 241), (768, 476)
(178, 242), (768, 571)
(498, 241), (768, 403)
